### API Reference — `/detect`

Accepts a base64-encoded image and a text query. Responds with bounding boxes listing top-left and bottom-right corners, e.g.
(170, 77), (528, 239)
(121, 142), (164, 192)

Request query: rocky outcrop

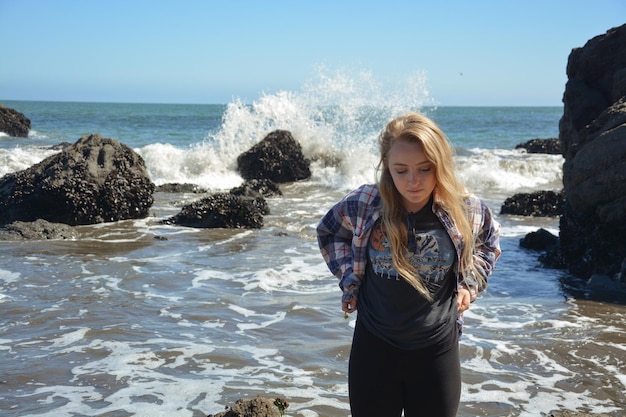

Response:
(0, 133), (155, 226)
(159, 180), (281, 229)
(520, 228), (559, 250)
(230, 179), (282, 198)
(0, 104), (31, 137)
(501, 190), (564, 217)
(158, 131), (305, 230)
(515, 138), (561, 154)
(237, 130), (311, 183)
(161, 193), (268, 229)
(519, 227), (567, 269)
(156, 183), (208, 193)
(558, 24), (626, 282)
(0, 219), (78, 240)
(207, 397), (288, 417)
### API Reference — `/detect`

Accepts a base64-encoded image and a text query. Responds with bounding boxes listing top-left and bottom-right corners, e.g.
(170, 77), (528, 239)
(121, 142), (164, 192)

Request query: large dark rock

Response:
(500, 190), (564, 217)
(0, 104), (31, 137)
(162, 193), (268, 229)
(515, 138), (561, 154)
(0, 133), (155, 226)
(237, 130), (311, 183)
(558, 24), (626, 282)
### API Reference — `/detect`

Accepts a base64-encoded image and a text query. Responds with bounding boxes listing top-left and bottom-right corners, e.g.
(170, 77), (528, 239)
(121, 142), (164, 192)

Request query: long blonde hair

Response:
(377, 112), (480, 300)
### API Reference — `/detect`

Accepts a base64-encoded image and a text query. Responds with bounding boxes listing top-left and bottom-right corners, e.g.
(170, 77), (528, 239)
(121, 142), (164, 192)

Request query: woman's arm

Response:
(316, 185), (381, 307)
(317, 204), (361, 303)
(464, 197), (502, 293)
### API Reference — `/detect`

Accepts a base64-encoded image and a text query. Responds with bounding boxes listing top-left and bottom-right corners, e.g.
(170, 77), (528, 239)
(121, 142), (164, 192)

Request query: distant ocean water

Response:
(1, 79), (625, 417)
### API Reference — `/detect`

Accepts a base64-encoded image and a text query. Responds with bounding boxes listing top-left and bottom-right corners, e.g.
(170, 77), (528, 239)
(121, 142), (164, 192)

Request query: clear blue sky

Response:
(1, 0), (624, 106)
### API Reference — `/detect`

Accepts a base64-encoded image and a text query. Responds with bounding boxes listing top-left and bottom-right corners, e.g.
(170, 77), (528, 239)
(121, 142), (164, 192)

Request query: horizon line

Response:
(1, 98), (564, 108)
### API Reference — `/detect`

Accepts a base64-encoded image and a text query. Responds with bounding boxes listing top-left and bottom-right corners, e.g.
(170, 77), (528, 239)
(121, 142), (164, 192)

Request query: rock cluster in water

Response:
(161, 131), (308, 229)
(206, 396), (288, 417)
(0, 219), (79, 240)
(161, 192), (269, 229)
(514, 137), (560, 154)
(0, 133), (155, 227)
(501, 190), (564, 217)
(0, 126), (310, 237)
(0, 104), (30, 137)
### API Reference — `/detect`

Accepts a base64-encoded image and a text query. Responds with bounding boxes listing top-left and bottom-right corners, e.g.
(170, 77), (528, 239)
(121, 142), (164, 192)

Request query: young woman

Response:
(317, 112), (501, 417)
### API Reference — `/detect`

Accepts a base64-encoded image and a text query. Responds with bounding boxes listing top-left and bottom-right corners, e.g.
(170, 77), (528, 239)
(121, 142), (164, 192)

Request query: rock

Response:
(515, 138), (561, 154)
(237, 130), (311, 183)
(48, 142), (72, 151)
(561, 99), (626, 221)
(0, 133), (155, 226)
(547, 412), (612, 417)
(230, 179), (282, 198)
(0, 104), (31, 137)
(587, 273), (625, 292)
(520, 228), (558, 250)
(500, 190), (564, 217)
(207, 397), (288, 417)
(0, 219), (78, 240)
(538, 244), (568, 270)
(521, 228), (568, 269)
(155, 183), (208, 193)
(161, 193), (268, 229)
(558, 24), (626, 282)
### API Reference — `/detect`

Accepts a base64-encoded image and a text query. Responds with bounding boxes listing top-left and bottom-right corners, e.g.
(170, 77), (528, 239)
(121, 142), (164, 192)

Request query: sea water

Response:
(1, 71), (624, 417)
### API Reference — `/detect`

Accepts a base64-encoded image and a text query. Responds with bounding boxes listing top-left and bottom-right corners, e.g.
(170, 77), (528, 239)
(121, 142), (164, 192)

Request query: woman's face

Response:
(386, 140), (436, 213)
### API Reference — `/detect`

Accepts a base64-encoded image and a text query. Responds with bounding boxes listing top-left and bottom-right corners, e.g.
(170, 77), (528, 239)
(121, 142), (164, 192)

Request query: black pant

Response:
(348, 319), (461, 417)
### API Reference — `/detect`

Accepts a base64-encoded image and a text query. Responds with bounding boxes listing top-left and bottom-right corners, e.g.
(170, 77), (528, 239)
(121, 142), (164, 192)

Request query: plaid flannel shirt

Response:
(316, 184), (501, 302)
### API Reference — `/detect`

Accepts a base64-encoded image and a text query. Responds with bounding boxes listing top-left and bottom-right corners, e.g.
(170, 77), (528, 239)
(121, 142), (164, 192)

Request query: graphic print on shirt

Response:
(368, 221), (455, 287)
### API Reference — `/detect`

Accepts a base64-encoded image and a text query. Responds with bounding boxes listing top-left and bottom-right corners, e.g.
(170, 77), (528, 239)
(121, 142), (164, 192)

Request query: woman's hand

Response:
(342, 297), (358, 314)
(457, 287), (475, 313)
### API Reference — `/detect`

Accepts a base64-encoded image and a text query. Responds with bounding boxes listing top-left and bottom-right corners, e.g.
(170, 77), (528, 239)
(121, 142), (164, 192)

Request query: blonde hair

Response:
(377, 112), (481, 300)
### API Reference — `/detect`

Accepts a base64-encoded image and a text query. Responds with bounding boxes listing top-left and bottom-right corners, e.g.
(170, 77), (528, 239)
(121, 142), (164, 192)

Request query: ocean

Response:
(1, 84), (625, 417)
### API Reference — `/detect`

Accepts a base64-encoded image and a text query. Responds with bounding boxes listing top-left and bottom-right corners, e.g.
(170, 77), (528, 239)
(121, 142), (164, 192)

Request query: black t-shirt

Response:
(358, 202), (457, 350)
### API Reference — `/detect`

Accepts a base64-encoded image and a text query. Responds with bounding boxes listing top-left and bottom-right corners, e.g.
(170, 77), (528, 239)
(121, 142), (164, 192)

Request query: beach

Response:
(1, 94), (624, 416)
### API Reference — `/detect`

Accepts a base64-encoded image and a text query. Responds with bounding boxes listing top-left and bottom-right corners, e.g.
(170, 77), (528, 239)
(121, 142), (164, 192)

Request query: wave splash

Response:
(141, 66), (435, 190)
(2, 67), (563, 198)
(142, 66), (562, 196)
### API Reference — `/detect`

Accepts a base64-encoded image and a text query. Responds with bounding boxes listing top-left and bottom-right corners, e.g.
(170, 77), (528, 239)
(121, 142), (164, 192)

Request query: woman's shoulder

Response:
(434, 190), (484, 213)
(467, 194), (497, 217)
(345, 184), (381, 204)
(354, 183), (379, 195)
(463, 193), (482, 206)
(462, 193), (499, 233)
